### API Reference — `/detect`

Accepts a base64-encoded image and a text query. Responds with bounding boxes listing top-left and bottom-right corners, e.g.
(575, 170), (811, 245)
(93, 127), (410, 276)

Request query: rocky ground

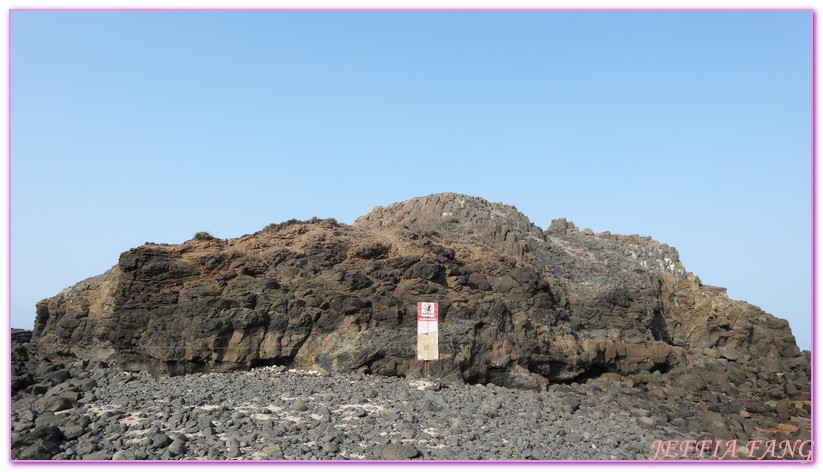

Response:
(12, 335), (812, 461)
(14, 194), (814, 461)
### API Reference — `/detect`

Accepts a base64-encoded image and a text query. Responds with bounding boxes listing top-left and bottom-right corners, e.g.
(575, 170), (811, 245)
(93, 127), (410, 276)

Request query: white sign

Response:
(417, 302), (439, 361)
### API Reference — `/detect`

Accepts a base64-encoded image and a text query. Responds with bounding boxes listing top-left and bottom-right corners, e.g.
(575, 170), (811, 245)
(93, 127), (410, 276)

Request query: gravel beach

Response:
(12, 358), (810, 462)
(12, 320), (813, 463)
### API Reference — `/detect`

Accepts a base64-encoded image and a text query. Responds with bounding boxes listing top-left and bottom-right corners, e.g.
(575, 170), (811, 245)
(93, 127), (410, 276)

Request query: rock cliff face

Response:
(31, 193), (806, 389)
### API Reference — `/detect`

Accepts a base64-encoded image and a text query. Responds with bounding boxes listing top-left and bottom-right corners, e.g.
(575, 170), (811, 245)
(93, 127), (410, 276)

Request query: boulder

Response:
(377, 443), (420, 460)
(32, 395), (75, 414)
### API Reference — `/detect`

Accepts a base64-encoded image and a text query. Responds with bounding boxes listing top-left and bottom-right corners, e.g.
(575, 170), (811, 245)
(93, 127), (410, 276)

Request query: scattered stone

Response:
(151, 433), (172, 448)
(262, 444), (282, 454)
(775, 399), (794, 421)
(718, 345), (740, 361)
(82, 450), (112, 460)
(378, 443), (420, 460)
(409, 379), (441, 391)
(112, 450), (133, 460)
(32, 395), (74, 414)
(785, 383), (799, 396)
(168, 439), (187, 456)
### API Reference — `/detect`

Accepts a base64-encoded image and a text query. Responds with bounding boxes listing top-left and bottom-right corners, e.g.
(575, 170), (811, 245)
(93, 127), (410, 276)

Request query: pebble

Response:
(10, 363), (810, 461)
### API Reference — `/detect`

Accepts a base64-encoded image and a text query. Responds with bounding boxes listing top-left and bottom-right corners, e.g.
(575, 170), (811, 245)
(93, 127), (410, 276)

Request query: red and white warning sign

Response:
(417, 302), (439, 361)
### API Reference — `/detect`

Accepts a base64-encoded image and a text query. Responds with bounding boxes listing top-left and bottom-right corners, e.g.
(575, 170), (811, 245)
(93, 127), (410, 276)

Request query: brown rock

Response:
(672, 371), (708, 393)
(699, 410), (734, 439)
(775, 399), (794, 421)
(28, 193), (807, 392)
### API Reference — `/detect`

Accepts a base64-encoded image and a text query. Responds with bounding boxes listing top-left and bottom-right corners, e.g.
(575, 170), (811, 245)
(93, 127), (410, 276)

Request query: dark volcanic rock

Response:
(12, 424), (65, 460)
(8, 362), (812, 461)
(32, 395), (75, 414)
(28, 193), (806, 391)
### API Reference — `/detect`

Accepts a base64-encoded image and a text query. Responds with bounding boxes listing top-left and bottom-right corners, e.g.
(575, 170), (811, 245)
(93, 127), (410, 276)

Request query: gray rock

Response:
(151, 433), (172, 448)
(33, 412), (64, 429)
(15, 439), (62, 460)
(76, 378), (98, 391)
(85, 450), (114, 460)
(227, 445), (241, 458)
(377, 443), (420, 460)
(16, 424), (64, 447)
(168, 439), (187, 456)
(262, 444), (282, 455)
(32, 395), (74, 414)
(58, 390), (82, 402)
(43, 369), (72, 386)
(62, 423), (88, 440)
(317, 406), (332, 422)
(112, 450), (133, 460)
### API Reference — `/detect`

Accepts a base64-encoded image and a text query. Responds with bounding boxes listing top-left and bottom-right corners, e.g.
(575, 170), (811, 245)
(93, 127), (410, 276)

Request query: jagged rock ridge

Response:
(31, 193), (804, 389)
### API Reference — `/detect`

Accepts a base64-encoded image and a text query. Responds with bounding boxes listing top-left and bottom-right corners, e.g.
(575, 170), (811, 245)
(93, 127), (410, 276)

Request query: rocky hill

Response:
(14, 193), (812, 460)
(29, 193), (806, 388)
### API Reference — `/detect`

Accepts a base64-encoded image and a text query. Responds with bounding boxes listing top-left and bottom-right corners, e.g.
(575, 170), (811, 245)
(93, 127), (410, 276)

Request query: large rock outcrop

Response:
(31, 193), (806, 389)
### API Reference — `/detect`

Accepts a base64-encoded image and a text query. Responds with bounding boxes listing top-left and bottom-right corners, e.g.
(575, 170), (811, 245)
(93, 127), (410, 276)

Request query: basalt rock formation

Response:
(30, 193), (807, 390)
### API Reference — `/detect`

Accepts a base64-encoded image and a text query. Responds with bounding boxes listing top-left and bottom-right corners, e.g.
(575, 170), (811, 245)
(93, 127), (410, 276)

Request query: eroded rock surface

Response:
(30, 193), (806, 390)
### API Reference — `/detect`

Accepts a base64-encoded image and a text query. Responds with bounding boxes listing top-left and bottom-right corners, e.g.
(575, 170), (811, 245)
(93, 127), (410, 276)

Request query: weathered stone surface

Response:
(377, 443), (420, 460)
(12, 424), (65, 460)
(28, 193), (806, 390)
(699, 410), (734, 439)
(112, 450), (134, 460)
(32, 395), (75, 414)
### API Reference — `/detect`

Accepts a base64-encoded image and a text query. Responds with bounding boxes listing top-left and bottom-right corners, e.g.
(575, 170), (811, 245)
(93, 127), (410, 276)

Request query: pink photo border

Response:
(5, 6), (817, 466)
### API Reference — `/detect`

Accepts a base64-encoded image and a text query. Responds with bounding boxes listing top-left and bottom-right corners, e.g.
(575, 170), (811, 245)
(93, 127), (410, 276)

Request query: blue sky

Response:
(10, 10), (812, 349)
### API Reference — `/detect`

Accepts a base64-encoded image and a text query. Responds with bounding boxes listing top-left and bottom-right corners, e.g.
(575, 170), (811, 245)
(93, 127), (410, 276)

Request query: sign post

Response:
(417, 302), (439, 377)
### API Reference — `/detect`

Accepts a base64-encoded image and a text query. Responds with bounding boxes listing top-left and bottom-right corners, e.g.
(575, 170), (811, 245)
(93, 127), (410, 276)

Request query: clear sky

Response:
(10, 10), (812, 349)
